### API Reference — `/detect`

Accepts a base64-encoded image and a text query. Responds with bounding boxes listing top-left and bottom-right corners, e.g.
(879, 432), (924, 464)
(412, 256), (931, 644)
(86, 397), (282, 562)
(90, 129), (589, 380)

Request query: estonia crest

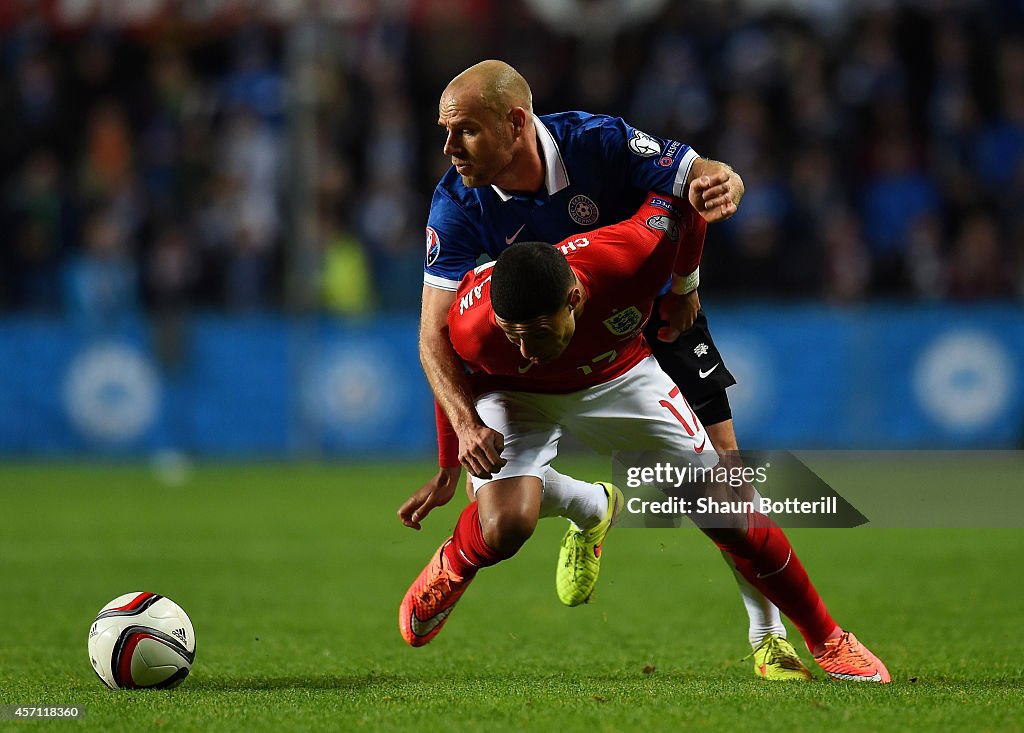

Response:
(568, 195), (599, 226)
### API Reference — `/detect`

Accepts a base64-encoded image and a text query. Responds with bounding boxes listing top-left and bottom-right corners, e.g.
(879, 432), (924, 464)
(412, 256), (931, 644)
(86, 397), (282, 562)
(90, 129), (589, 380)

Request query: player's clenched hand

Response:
(458, 424), (506, 479)
(689, 165), (743, 223)
(398, 466), (462, 530)
(657, 290), (701, 342)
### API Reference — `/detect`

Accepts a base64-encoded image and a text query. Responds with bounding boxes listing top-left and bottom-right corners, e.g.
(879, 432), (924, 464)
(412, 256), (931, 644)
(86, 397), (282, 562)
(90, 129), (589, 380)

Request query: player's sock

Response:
(714, 512), (838, 651)
(722, 551), (788, 647)
(539, 468), (608, 530)
(443, 501), (511, 578)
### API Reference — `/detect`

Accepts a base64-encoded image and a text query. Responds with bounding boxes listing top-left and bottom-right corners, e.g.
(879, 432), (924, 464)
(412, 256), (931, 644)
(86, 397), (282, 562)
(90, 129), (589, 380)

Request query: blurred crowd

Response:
(1, 0), (1023, 322)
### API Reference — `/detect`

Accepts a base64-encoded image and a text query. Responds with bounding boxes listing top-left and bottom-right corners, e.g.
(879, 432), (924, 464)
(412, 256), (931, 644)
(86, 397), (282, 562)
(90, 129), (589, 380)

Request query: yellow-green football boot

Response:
(749, 633), (814, 681)
(556, 482), (624, 606)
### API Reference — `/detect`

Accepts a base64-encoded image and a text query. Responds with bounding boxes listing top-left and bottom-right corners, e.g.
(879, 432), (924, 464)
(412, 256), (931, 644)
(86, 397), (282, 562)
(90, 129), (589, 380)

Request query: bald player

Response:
(407, 60), (814, 680)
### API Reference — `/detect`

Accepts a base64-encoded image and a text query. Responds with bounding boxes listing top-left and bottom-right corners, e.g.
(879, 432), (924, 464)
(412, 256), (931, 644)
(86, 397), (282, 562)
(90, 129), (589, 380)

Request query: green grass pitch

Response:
(1, 459), (1022, 732)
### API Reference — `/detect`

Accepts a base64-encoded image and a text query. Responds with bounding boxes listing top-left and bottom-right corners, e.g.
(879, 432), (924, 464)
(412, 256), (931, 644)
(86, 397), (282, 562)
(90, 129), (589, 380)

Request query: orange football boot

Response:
(814, 631), (891, 683)
(399, 538), (475, 647)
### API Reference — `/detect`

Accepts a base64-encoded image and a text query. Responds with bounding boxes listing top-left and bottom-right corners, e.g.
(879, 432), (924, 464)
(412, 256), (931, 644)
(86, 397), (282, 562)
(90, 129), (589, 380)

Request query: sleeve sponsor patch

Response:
(648, 196), (681, 214)
(628, 129), (663, 157)
(645, 214), (680, 242)
(658, 140), (683, 167)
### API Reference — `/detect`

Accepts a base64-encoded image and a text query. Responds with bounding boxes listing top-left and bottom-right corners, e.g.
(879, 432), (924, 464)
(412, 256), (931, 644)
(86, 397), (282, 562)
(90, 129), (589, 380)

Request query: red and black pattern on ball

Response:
(95, 593), (162, 620)
(110, 625), (196, 689)
(152, 667), (191, 689)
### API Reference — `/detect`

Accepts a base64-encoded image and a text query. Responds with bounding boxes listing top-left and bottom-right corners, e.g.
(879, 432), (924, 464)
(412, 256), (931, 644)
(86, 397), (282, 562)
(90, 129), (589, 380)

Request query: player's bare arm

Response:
(419, 285), (507, 478)
(397, 465), (463, 530)
(656, 290), (701, 343)
(687, 158), (744, 223)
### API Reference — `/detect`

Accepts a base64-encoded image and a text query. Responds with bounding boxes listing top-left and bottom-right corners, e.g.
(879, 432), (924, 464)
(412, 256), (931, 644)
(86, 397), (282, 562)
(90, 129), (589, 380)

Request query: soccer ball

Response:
(88, 592), (196, 689)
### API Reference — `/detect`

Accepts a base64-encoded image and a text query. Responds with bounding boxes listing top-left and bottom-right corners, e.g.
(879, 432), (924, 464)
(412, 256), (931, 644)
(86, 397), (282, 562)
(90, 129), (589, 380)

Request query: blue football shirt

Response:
(423, 111), (699, 291)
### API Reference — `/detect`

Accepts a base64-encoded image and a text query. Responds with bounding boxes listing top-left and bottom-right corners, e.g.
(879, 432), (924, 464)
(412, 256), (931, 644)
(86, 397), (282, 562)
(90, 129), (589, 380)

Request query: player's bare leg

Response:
(475, 476), (542, 555)
(468, 466), (621, 607)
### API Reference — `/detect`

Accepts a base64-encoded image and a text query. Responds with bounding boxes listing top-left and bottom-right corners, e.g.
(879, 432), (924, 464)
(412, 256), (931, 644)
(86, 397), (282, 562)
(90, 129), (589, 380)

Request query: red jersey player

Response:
(450, 193), (704, 396)
(397, 192), (891, 684)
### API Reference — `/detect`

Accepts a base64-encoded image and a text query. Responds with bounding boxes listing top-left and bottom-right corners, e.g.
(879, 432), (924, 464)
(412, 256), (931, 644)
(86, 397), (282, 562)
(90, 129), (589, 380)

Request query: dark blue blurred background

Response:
(1, 0), (1021, 456)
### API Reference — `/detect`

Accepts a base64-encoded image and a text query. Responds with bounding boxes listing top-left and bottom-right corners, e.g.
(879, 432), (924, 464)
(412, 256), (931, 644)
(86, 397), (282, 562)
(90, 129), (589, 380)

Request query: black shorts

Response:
(643, 302), (736, 427)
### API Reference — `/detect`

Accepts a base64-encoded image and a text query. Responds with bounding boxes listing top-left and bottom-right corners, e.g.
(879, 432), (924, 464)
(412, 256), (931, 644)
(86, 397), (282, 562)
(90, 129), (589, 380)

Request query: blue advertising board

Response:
(0, 305), (1021, 456)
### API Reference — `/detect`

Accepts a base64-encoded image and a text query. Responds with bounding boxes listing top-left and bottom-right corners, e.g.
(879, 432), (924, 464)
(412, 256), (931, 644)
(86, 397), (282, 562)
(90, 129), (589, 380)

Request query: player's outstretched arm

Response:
(419, 285), (507, 478)
(687, 158), (744, 223)
(398, 465), (462, 530)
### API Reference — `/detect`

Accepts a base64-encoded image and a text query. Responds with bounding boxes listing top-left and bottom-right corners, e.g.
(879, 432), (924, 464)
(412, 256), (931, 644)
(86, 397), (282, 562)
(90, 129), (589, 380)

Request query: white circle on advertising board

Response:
(306, 347), (398, 430)
(63, 343), (160, 444)
(913, 330), (1013, 431)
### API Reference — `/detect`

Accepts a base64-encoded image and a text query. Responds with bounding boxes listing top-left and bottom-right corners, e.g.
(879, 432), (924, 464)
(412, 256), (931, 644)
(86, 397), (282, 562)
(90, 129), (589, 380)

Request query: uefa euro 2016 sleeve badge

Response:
(425, 227), (441, 267)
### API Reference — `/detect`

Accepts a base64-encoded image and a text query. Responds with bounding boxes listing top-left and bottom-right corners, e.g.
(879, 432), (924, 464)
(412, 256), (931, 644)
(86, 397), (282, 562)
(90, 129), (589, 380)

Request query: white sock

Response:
(722, 551), (788, 647)
(539, 468), (608, 530)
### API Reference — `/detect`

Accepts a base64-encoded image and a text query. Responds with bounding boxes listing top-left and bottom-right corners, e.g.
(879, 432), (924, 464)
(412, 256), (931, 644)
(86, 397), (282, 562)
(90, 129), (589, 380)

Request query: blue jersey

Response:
(423, 111), (699, 290)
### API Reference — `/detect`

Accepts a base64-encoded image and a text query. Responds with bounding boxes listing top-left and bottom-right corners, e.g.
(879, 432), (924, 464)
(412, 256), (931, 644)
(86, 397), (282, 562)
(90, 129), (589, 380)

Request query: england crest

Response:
(603, 306), (644, 337)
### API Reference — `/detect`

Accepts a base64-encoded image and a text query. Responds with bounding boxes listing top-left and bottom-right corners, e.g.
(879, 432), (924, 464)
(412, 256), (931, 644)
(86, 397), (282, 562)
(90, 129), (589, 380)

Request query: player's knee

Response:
(480, 511), (536, 556)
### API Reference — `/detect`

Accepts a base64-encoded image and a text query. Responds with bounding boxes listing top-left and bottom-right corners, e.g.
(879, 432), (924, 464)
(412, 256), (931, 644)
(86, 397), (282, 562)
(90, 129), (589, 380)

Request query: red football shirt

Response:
(448, 193), (705, 395)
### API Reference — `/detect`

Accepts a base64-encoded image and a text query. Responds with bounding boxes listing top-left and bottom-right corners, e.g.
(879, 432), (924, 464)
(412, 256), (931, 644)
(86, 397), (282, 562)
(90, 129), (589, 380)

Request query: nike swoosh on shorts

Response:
(698, 363), (720, 379)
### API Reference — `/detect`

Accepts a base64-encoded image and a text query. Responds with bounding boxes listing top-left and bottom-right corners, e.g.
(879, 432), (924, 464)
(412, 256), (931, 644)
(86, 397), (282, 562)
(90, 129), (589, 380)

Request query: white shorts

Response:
(471, 356), (720, 492)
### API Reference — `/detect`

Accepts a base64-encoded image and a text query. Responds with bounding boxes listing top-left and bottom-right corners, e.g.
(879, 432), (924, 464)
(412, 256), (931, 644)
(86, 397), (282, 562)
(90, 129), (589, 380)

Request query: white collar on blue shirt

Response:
(491, 113), (570, 201)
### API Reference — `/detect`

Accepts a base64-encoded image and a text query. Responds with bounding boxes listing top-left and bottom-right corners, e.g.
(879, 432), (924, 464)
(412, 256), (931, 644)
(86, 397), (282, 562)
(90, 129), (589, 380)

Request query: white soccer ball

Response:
(87, 592), (196, 689)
